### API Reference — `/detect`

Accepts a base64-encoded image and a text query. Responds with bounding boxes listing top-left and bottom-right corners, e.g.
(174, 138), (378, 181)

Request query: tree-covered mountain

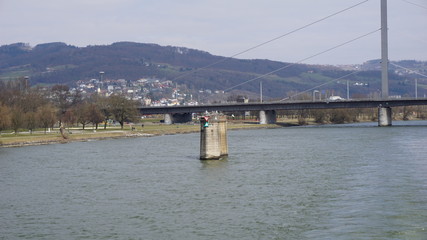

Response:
(1, 42), (426, 99)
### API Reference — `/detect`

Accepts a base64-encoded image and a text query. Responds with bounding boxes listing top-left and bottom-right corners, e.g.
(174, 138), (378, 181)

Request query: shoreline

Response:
(3, 118), (425, 148)
(0, 122), (282, 148)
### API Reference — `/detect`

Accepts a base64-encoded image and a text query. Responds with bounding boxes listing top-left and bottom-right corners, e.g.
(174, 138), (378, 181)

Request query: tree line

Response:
(2, 78), (426, 135)
(0, 79), (140, 134)
(277, 106), (427, 125)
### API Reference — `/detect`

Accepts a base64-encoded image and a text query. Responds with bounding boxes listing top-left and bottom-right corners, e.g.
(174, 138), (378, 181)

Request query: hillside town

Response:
(75, 76), (201, 107)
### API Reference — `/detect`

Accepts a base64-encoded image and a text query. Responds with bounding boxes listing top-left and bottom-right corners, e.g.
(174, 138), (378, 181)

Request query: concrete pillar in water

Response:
(218, 118), (228, 157)
(259, 110), (277, 124)
(200, 115), (228, 160)
(378, 107), (392, 126)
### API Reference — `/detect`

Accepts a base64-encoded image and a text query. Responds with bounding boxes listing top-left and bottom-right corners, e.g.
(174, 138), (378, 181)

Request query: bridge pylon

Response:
(381, 0), (389, 99)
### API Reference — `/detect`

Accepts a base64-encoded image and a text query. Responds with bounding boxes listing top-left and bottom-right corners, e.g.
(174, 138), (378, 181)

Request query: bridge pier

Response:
(164, 113), (192, 124)
(164, 113), (173, 124)
(200, 115), (228, 160)
(378, 107), (392, 126)
(259, 110), (277, 124)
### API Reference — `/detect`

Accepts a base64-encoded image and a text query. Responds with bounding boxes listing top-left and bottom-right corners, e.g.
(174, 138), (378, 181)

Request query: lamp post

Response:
(347, 80), (350, 100)
(415, 79), (418, 99)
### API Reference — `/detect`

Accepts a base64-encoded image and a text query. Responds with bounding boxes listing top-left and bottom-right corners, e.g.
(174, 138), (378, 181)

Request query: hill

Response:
(1, 42), (426, 100)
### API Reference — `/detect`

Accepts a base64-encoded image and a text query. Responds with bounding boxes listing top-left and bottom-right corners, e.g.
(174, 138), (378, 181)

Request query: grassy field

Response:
(0, 120), (282, 148)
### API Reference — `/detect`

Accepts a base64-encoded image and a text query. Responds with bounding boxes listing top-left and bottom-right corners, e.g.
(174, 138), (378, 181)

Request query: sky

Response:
(0, 0), (426, 65)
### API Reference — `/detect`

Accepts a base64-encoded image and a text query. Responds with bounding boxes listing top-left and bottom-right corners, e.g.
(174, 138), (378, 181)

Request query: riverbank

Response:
(7, 116), (420, 148)
(0, 121), (284, 148)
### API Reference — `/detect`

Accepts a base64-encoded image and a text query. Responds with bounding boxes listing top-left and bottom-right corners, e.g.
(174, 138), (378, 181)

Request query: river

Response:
(1, 121), (427, 239)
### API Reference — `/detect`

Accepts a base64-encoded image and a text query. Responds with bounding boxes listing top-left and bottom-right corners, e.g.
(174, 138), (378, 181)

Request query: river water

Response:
(1, 121), (427, 239)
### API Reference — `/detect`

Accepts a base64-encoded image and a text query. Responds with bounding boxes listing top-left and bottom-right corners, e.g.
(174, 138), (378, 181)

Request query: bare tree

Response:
(62, 108), (77, 129)
(329, 109), (356, 124)
(50, 85), (81, 124)
(75, 103), (91, 130)
(87, 103), (104, 130)
(107, 94), (139, 129)
(312, 109), (327, 124)
(11, 107), (24, 134)
(24, 111), (38, 134)
(402, 106), (414, 121)
(0, 104), (12, 134)
(18, 89), (46, 113)
(91, 95), (110, 129)
(37, 104), (57, 134)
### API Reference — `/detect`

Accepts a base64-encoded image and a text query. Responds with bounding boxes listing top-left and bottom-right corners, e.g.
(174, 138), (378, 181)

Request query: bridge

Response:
(140, 0), (427, 127)
(138, 98), (427, 126)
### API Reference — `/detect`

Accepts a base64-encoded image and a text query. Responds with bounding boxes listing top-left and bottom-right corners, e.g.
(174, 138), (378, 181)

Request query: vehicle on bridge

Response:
(328, 96), (345, 101)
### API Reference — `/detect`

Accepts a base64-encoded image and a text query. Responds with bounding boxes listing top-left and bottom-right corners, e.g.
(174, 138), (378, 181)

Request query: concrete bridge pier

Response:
(200, 115), (228, 160)
(164, 113), (173, 124)
(378, 107), (392, 126)
(164, 113), (192, 124)
(259, 110), (277, 124)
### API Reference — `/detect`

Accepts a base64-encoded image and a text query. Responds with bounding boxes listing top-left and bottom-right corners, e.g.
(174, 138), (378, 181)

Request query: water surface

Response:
(1, 121), (427, 239)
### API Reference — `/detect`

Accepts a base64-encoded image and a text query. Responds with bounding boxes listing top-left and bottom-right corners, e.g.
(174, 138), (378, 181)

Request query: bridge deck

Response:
(138, 99), (427, 115)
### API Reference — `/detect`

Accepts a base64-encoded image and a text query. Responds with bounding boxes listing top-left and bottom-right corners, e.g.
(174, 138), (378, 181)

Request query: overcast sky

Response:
(0, 0), (426, 65)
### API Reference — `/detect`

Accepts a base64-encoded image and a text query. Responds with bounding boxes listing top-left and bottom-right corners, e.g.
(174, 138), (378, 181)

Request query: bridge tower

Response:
(378, 0), (392, 126)
(381, 0), (389, 99)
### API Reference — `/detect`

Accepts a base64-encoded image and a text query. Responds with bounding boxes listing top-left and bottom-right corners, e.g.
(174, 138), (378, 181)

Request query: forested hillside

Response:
(1, 42), (426, 99)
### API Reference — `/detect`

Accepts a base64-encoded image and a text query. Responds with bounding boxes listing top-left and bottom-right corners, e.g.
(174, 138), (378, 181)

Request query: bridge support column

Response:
(378, 107), (392, 126)
(164, 113), (193, 124)
(200, 116), (228, 160)
(164, 113), (173, 125)
(259, 110), (277, 124)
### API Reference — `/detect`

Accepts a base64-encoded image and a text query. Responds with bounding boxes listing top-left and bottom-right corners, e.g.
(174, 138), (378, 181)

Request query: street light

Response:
(415, 79), (418, 99)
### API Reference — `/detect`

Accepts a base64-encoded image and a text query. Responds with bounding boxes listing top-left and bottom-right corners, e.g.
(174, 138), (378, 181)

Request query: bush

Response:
(329, 109), (354, 124)
(298, 117), (307, 125)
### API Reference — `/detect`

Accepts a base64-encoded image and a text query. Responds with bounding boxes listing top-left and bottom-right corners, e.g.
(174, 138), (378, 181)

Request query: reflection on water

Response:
(200, 158), (229, 169)
(1, 121), (427, 239)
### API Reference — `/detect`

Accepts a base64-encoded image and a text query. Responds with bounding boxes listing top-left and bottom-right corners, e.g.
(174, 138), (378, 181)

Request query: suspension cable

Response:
(223, 28), (381, 92)
(279, 71), (360, 101)
(281, 61), (427, 102)
(401, 0), (427, 10)
(171, 0), (371, 82)
(390, 62), (427, 78)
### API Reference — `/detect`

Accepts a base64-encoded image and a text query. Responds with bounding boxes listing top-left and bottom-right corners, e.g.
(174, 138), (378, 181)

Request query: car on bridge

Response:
(328, 96), (345, 101)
